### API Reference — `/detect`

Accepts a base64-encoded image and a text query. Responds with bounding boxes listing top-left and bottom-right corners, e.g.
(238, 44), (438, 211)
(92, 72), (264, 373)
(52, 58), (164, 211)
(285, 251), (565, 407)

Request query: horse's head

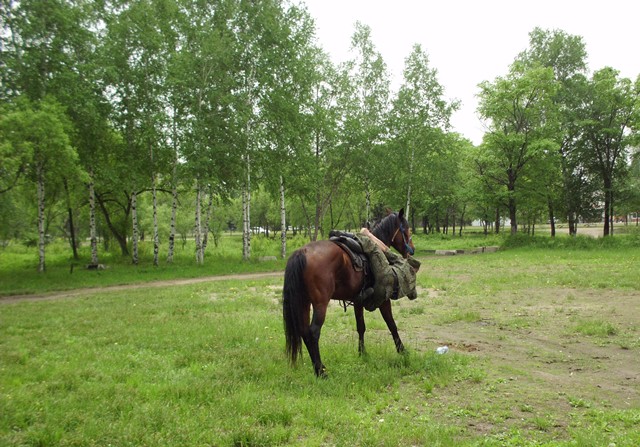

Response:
(371, 208), (415, 258)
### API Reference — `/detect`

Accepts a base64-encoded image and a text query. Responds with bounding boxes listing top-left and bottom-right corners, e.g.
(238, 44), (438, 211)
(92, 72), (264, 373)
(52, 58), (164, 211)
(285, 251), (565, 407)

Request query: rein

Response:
(389, 218), (414, 256)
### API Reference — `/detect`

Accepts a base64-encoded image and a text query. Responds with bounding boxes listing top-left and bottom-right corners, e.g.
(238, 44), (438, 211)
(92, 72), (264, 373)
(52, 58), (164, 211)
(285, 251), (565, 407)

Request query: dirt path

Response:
(0, 271), (283, 304)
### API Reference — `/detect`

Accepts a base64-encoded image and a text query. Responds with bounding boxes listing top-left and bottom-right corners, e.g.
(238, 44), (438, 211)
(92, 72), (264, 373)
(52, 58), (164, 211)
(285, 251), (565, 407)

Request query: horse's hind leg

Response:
(379, 300), (405, 353)
(302, 302), (328, 377)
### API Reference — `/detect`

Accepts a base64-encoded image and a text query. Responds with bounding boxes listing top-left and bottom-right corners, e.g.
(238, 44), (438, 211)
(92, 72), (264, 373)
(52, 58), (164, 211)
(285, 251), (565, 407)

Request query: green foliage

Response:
(1, 0), (639, 264)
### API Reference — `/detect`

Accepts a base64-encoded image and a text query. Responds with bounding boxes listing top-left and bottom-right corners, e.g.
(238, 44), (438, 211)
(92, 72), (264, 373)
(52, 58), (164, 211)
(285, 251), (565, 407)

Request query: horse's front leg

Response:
(353, 302), (366, 355)
(378, 300), (405, 353)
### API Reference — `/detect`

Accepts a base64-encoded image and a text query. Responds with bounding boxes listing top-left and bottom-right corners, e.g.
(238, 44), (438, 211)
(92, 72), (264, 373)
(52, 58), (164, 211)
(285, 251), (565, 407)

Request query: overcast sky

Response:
(301, 0), (640, 145)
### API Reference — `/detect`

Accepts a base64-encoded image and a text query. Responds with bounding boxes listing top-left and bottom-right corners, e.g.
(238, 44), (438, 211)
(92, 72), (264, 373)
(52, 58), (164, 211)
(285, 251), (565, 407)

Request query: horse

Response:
(282, 209), (415, 377)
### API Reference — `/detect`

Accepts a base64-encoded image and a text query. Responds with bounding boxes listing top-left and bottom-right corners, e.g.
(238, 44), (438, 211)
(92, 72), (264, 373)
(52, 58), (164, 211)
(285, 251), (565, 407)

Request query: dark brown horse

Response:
(283, 209), (415, 377)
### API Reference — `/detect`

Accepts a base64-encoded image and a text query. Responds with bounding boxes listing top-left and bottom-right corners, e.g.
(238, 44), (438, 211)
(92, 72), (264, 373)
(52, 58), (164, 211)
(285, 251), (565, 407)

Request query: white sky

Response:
(301, 0), (640, 145)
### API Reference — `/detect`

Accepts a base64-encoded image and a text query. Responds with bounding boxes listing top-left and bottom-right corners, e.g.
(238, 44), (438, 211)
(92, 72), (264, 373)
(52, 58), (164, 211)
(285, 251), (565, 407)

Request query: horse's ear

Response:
(398, 208), (405, 219)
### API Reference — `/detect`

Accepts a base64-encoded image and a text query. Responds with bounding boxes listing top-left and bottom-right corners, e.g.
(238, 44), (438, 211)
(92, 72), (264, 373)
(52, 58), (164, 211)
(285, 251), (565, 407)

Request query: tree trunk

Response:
(313, 189), (322, 242)
(405, 183), (412, 222)
(202, 185), (214, 252)
(365, 179), (371, 224)
(451, 211), (455, 235)
(151, 181), (159, 266)
(37, 169), (46, 273)
(280, 175), (286, 259)
(242, 156), (251, 261)
(63, 179), (79, 259)
(131, 191), (139, 265)
(568, 212), (577, 236)
(603, 178), (612, 236)
(195, 184), (204, 264)
(96, 194), (129, 256)
(508, 196), (518, 235)
(167, 112), (179, 263)
(89, 175), (99, 264)
(548, 200), (556, 237)
(405, 146), (415, 218)
(609, 198), (614, 236)
(410, 207), (416, 235)
(494, 207), (501, 234)
(167, 181), (178, 263)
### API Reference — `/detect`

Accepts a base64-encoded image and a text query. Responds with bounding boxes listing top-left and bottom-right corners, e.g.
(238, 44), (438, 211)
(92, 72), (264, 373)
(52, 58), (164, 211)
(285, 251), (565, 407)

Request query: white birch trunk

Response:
(365, 182), (371, 224)
(242, 188), (247, 257)
(131, 191), (139, 265)
(167, 104), (179, 263)
(202, 185), (213, 252)
(167, 181), (177, 263)
(194, 184), (203, 264)
(152, 179), (159, 267)
(405, 146), (415, 218)
(242, 66), (255, 261)
(149, 139), (159, 267)
(405, 183), (412, 219)
(89, 172), (99, 265)
(37, 168), (46, 273)
(280, 175), (286, 259)
(242, 154), (251, 261)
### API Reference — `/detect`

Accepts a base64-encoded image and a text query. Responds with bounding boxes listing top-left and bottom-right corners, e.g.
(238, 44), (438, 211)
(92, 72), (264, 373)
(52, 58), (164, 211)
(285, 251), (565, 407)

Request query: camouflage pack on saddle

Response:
(355, 233), (420, 311)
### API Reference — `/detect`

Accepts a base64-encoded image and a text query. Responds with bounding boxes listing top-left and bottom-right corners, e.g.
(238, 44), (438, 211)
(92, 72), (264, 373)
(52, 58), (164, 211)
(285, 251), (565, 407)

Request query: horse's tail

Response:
(283, 249), (308, 365)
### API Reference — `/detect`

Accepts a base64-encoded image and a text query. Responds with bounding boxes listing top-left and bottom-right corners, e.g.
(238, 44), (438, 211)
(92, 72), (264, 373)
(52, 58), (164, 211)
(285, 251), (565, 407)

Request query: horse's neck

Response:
(371, 227), (390, 247)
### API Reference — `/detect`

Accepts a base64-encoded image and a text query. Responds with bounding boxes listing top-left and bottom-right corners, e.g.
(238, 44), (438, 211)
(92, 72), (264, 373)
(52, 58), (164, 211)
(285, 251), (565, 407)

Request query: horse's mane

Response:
(371, 213), (400, 245)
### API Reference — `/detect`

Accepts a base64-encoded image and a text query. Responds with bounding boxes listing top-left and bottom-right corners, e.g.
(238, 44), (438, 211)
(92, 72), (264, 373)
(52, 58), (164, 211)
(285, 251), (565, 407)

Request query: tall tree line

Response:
(1, 2), (639, 272)
(476, 28), (640, 236)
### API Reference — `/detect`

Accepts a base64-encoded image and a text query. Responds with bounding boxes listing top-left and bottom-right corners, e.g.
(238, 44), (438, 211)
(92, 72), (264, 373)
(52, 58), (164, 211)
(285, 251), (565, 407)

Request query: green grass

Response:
(2, 230), (640, 445)
(0, 234), (305, 296)
(573, 319), (619, 337)
(1, 279), (476, 446)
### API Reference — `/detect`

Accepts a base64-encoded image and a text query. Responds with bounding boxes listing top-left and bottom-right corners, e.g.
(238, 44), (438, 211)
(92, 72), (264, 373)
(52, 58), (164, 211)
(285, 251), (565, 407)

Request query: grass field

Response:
(1, 230), (639, 446)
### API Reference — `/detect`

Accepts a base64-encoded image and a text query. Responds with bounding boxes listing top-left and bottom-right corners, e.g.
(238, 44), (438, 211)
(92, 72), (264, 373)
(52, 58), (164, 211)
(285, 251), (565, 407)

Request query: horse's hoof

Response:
(315, 365), (328, 378)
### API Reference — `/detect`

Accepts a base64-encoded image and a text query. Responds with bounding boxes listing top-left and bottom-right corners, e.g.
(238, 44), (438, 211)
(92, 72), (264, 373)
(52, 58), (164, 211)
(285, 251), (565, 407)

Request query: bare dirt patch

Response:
(391, 284), (640, 436)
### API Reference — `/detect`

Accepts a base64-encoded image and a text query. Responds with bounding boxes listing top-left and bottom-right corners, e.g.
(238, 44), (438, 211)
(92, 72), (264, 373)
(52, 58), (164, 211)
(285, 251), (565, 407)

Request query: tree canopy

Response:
(1, 2), (639, 269)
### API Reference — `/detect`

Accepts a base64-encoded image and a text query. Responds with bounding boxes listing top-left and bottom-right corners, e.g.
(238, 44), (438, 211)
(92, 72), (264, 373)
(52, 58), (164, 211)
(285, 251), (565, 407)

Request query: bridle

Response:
(391, 216), (414, 257)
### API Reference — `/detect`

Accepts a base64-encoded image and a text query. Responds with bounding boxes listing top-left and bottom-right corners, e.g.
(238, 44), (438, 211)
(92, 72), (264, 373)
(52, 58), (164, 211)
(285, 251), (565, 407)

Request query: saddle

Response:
(328, 230), (366, 271)
(328, 231), (375, 303)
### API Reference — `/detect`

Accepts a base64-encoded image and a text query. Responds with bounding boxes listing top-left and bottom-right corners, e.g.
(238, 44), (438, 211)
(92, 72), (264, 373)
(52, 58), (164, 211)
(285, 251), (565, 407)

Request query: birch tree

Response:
(344, 23), (390, 221)
(389, 44), (458, 220)
(230, 0), (312, 257)
(102, 0), (174, 264)
(253, 3), (318, 256)
(1, 0), (111, 263)
(0, 98), (82, 272)
(173, 0), (241, 264)
(293, 51), (354, 241)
